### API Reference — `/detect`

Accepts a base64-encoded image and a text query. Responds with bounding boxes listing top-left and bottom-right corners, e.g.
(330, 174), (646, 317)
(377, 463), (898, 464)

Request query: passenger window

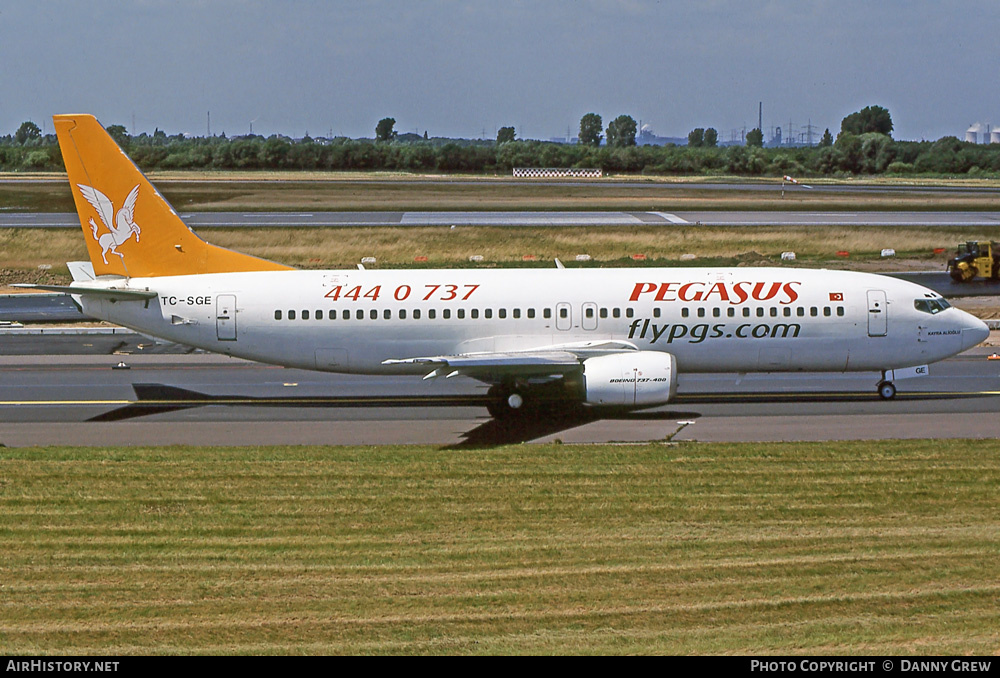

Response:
(513, 309), (520, 319)
(499, 309), (506, 319)
(471, 309), (479, 319)
(697, 308), (705, 318)
(824, 307), (831, 317)
(713, 308), (720, 318)
(756, 308), (764, 318)
(429, 309), (436, 319)
(837, 307), (845, 317)
(414, 309), (421, 319)
(653, 307), (661, 318)
(528, 308), (535, 319)
(355, 309), (363, 320)
(544, 308), (552, 319)
(384, 309), (391, 320)
(585, 307), (594, 318)
(681, 308), (689, 318)
(600, 308), (608, 319)
(302, 310), (310, 320)
(783, 307), (791, 317)
(797, 307), (805, 317)
(810, 307), (818, 317)
(458, 309), (465, 319)
(289, 310), (296, 320)
(274, 310), (282, 320)
(770, 308), (778, 317)
(743, 308), (750, 318)
(370, 309), (377, 320)
(559, 307), (568, 318)
(484, 309), (492, 319)
(612, 308), (621, 318)
(443, 309), (451, 319)
(626, 308), (634, 318)
(399, 309), (407, 319)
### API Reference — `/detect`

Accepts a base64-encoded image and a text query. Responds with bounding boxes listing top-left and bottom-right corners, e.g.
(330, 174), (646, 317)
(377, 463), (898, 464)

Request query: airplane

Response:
(17, 114), (990, 418)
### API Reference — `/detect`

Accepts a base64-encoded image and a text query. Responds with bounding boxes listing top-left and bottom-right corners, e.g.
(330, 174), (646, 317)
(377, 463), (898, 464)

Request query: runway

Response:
(2, 344), (999, 447)
(5, 210), (1000, 228)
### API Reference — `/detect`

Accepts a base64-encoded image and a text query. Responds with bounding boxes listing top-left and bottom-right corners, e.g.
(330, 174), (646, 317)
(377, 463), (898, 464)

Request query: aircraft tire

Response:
(486, 385), (526, 419)
(877, 381), (897, 400)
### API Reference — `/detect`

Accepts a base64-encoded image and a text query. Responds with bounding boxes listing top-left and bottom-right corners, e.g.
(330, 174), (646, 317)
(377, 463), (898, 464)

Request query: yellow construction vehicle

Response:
(947, 241), (1000, 282)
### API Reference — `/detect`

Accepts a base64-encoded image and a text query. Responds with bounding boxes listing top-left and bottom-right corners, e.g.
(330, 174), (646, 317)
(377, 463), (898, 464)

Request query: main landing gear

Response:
(485, 380), (582, 419)
(486, 385), (526, 419)
(877, 372), (897, 400)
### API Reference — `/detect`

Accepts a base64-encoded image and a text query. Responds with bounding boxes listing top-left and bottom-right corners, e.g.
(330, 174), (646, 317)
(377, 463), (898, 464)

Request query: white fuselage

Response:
(79, 267), (987, 376)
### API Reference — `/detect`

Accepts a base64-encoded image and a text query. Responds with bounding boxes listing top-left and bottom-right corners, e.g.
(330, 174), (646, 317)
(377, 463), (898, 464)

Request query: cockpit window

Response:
(914, 298), (951, 314)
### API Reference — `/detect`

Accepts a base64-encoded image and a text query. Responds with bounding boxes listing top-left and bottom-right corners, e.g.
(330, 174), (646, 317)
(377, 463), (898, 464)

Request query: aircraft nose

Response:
(960, 312), (990, 351)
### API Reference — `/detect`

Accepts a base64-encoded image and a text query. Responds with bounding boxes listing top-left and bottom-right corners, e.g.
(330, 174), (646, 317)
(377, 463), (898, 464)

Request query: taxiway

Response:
(5, 210), (1000, 228)
(1, 345), (998, 447)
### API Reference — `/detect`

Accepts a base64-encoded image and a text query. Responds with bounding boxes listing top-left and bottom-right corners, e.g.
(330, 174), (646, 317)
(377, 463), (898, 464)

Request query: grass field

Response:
(1, 441), (998, 655)
(2, 224), (993, 287)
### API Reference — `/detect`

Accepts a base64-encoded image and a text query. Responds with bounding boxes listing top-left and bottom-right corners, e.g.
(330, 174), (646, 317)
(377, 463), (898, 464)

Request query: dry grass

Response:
(1, 224), (989, 285)
(1, 441), (997, 655)
(209, 224), (976, 269)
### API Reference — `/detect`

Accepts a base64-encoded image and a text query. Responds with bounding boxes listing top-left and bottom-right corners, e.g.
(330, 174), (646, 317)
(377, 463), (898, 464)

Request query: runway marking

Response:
(4, 390), (1000, 409)
(0, 400), (132, 406)
(0, 396), (492, 407)
(650, 212), (690, 224)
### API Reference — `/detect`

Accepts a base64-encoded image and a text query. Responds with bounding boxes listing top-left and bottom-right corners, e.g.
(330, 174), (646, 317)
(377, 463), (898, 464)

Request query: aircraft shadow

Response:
(87, 383), (493, 422)
(448, 408), (704, 449)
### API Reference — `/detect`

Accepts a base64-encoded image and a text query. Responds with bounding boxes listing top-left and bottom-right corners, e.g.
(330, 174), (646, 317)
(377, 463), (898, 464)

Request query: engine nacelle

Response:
(582, 351), (678, 407)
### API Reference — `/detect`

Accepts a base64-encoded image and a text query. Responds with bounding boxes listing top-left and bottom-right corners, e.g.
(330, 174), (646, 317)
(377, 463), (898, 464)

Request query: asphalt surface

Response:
(1, 338), (998, 447)
(5, 210), (1000, 228)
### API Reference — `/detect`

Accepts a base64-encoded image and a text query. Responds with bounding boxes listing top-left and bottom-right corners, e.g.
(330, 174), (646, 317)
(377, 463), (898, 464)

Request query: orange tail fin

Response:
(54, 114), (292, 278)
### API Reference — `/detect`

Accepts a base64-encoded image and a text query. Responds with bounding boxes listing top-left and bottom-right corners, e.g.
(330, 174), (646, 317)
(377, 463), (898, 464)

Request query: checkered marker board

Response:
(513, 168), (602, 178)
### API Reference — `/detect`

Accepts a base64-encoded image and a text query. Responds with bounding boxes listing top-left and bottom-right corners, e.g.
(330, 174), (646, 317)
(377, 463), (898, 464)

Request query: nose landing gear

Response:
(877, 376), (897, 400)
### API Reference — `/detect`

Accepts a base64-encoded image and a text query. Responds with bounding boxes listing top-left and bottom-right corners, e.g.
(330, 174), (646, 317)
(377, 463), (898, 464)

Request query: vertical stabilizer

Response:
(54, 114), (292, 278)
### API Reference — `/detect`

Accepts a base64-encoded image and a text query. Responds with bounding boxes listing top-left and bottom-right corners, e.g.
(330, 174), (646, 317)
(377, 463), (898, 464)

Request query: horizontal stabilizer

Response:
(11, 283), (157, 300)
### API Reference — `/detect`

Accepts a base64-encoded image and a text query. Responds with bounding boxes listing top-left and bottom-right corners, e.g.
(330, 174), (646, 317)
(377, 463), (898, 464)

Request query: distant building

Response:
(966, 122), (992, 144)
(638, 125), (686, 146)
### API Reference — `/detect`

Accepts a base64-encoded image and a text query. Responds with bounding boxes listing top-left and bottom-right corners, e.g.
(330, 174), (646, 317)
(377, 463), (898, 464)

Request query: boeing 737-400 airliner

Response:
(18, 115), (990, 417)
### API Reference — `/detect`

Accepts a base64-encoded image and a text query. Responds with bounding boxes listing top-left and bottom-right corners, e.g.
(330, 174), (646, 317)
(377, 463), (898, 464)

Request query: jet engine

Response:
(581, 351), (678, 407)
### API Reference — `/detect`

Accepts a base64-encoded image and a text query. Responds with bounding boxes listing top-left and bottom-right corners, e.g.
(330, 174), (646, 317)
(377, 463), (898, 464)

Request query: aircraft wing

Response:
(382, 339), (638, 381)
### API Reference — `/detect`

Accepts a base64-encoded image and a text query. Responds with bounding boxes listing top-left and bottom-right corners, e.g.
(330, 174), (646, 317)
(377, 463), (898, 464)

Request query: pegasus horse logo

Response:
(77, 184), (142, 265)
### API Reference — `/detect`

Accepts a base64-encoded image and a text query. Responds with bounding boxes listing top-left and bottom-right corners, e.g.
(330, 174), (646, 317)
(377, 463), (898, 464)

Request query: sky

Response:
(3, 0), (999, 143)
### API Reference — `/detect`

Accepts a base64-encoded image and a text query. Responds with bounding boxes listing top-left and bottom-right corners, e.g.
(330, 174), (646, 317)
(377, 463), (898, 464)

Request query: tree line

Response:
(3, 107), (999, 177)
